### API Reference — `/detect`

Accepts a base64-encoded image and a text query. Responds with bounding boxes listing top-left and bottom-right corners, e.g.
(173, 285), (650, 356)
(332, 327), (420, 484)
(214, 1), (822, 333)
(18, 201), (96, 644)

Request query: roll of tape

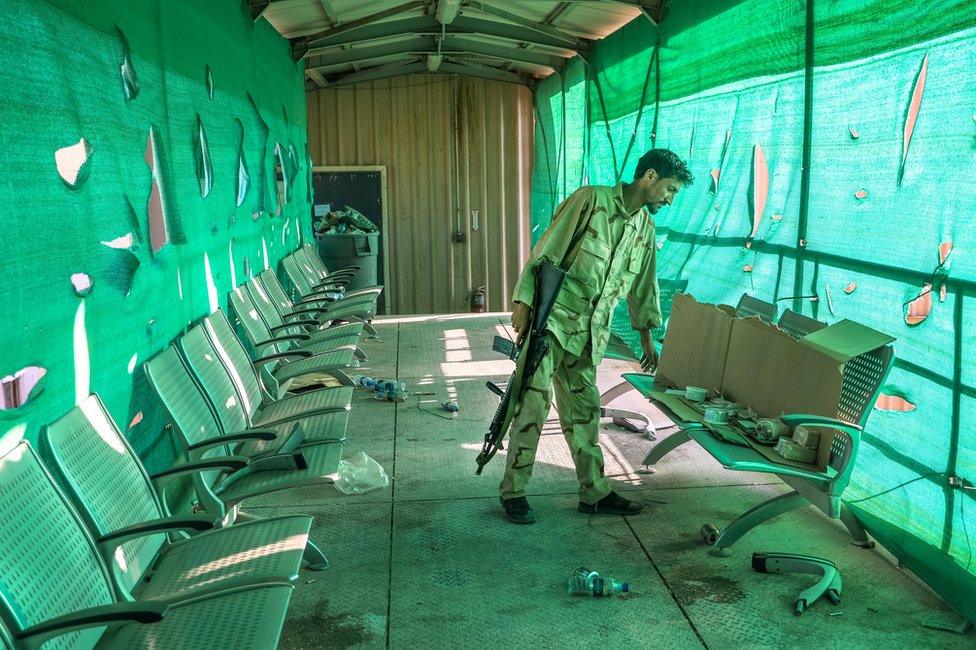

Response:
(704, 406), (729, 424)
(685, 386), (707, 402)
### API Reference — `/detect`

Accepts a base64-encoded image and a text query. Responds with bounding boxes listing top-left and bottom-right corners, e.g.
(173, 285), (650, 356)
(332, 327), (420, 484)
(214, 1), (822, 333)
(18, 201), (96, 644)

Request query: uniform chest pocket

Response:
(627, 251), (644, 274)
(579, 235), (612, 260)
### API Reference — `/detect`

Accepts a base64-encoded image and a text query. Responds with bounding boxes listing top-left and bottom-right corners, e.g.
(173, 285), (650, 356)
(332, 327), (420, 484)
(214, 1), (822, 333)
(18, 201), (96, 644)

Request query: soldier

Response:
(500, 149), (693, 524)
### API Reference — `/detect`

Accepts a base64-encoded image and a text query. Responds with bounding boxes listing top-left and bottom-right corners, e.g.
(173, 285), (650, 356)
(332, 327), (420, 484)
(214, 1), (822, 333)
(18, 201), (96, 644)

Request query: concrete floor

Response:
(246, 313), (974, 649)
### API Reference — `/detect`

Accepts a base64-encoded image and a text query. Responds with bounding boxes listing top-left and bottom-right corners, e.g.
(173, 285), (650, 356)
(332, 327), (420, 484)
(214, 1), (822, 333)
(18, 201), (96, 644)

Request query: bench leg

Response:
(710, 490), (807, 555)
(840, 503), (875, 548)
(641, 429), (692, 469)
(302, 540), (331, 571)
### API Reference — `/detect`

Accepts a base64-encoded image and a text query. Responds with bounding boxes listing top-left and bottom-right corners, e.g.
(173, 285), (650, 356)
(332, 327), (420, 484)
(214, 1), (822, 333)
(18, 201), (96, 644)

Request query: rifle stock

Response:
(476, 259), (566, 474)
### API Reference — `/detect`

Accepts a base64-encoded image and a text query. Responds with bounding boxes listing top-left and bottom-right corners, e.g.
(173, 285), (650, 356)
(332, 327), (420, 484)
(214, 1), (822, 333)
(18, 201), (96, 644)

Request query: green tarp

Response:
(532, 0), (976, 621)
(0, 0), (311, 473)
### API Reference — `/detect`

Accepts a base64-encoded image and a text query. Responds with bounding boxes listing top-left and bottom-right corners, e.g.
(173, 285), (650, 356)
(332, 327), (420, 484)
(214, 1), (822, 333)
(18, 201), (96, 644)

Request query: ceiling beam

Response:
(451, 15), (587, 51)
(304, 15), (436, 52)
(439, 60), (527, 85)
(303, 16), (586, 58)
(317, 0), (339, 26)
(330, 60), (428, 87)
(298, 1), (426, 47)
(306, 68), (328, 89)
(442, 36), (566, 69)
(435, 0), (462, 25)
(463, 1), (586, 48)
(309, 36), (435, 69)
(307, 34), (566, 72)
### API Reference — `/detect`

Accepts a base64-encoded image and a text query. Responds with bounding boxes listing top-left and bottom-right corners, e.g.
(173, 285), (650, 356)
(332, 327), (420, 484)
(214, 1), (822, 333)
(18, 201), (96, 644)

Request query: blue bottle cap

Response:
(620, 583), (630, 593)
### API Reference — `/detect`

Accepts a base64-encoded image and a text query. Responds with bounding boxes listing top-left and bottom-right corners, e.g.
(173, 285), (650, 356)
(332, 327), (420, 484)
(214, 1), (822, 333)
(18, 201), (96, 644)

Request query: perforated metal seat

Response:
(296, 245), (383, 300)
(246, 274), (366, 343)
(227, 286), (363, 388)
(259, 269), (380, 337)
(0, 439), (295, 649)
(40, 395), (320, 599)
(177, 321), (352, 442)
(281, 254), (379, 319)
(777, 309), (827, 340)
(735, 293), (778, 322)
(144, 346), (346, 504)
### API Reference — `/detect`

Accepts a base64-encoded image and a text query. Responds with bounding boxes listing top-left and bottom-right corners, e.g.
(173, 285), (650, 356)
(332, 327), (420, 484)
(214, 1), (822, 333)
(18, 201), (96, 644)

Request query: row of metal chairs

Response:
(0, 246), (382, 648)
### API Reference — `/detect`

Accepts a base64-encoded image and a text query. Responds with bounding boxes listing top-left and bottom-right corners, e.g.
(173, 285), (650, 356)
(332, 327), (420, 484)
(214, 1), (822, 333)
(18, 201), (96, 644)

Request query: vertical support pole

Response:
(793, 0), (815, 313)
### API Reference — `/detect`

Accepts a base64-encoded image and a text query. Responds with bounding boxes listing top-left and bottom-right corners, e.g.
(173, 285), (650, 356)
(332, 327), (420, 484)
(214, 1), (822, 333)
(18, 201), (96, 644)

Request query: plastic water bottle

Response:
(567, 566), (630, 597)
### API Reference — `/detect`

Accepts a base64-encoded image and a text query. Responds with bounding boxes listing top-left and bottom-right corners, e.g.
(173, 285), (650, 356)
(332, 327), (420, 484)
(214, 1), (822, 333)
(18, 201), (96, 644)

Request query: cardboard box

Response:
(657, 293), (737, 392)
(653, 294), (895, 471)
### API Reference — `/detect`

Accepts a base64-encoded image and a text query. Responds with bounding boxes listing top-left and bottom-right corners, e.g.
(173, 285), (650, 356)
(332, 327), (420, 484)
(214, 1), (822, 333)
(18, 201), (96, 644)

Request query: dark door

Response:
(311, 169), (385, 313)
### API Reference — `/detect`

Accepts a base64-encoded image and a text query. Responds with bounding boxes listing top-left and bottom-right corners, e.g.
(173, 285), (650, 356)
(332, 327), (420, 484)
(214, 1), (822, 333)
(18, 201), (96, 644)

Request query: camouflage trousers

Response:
(499, 336), (612, 505)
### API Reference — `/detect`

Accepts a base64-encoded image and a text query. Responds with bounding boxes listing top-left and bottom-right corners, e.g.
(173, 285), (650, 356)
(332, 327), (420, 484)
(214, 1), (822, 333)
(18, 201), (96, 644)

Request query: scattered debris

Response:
(314, 206), (378, 236)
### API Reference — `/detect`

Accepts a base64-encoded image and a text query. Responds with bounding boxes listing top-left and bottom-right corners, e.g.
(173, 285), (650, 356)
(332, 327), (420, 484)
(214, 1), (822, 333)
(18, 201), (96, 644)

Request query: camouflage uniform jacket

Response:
(512, 183), (662, 363)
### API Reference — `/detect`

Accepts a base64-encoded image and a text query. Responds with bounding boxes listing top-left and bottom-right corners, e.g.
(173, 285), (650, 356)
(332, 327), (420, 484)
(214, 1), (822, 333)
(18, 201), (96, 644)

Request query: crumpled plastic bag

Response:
(334, 451), (390, 495)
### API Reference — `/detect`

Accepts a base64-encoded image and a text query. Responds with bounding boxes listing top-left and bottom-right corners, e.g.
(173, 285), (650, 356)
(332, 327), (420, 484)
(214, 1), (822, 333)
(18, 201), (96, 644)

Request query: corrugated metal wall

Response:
(307, 75), (534, 314)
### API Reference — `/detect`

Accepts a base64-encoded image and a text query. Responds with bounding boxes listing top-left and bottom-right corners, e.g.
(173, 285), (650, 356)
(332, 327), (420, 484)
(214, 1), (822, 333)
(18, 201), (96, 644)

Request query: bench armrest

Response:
(150, 455), (249, 484)
(256, 333), (310, 345)
(98, 515), (216, 546)
(187, 431), (277, 452)
(270, 321), (320, 333)
(780, 414), (862, 435)
(18, 602), (169, 646)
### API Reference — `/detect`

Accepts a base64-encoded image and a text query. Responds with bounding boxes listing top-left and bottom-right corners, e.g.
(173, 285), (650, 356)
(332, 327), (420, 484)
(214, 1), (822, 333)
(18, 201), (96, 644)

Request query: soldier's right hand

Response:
(512, 302), (533, 346)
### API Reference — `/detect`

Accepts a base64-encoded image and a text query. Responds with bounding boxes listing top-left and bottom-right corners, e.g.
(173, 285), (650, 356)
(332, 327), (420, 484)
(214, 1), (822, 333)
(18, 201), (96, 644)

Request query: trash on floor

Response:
(354, 375), (408, 402)
(567, 566), (631, 598)
(313, 206), (378, 236)
(752, 552), (842, 615)
(334, 451), (390, 495)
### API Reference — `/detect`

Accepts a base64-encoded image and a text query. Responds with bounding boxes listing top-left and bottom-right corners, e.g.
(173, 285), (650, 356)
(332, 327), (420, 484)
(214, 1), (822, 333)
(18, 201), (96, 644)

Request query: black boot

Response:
(500, 496), (535, 524)
(578, 491), (644, 515)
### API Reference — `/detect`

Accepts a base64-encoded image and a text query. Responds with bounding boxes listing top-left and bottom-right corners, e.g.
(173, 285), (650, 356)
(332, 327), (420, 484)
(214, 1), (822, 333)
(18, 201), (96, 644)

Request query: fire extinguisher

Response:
(470, 286), (487, 313)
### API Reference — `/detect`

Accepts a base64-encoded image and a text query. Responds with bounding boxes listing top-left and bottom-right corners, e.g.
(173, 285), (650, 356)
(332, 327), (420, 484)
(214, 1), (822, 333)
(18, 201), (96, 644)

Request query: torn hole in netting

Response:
(236, 118), (250, 207)
(274, 142), (288, 213)
(146, 126), (170, 253)
(55, 138), (92, 189)
(854, 188), (869, 199)
(905, 283), (932, 326)
(875, 387), (917, 412)
(287, 143), (299, 192)
(128, 411), (144, 429)
(71, 273), (94, 297)
(306, 143), (314, 204)
(205, 65), (214, 100)
(938, 241), (952, 302)
(117, 27), (139, 100)
(247, 92), (271, 212)
(194, 114), (214, 198)
(899, 53), (928, 187)
(0, 367), (47, 410)
(747, 144), (767, 240)
(844, 281), (857, 294)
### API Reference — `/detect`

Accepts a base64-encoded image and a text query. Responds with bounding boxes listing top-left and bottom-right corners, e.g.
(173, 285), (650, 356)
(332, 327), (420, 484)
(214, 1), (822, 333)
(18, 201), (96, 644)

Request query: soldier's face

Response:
(641, 170), (683, 214)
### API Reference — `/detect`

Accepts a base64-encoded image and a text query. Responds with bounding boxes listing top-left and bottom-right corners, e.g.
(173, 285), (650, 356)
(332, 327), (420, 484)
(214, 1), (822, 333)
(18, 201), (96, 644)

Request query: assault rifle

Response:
(476, 259), (566, 474)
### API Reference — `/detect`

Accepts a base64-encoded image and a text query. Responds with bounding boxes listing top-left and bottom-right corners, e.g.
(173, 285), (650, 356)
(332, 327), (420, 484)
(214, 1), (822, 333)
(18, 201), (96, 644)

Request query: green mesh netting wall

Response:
(0, 0), (312, 472)
(532, 0), (976, 621)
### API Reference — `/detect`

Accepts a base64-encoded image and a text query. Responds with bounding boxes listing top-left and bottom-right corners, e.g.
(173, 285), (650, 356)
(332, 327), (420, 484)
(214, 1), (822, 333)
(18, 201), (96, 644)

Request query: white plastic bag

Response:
(334, 451), (390, 495)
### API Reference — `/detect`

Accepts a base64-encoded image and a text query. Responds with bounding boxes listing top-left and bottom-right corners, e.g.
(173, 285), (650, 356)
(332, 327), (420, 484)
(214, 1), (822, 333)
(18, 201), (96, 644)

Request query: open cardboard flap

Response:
(657, 293), (736, 392)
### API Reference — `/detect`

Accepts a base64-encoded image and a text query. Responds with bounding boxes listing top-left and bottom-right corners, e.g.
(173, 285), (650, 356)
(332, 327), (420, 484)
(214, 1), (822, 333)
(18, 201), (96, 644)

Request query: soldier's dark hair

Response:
(634, 149), (694, 186)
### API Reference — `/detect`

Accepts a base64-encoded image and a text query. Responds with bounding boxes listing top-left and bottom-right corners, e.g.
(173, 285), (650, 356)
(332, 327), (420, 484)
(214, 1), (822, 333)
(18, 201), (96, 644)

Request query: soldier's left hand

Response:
(639, 328), (658, 373)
